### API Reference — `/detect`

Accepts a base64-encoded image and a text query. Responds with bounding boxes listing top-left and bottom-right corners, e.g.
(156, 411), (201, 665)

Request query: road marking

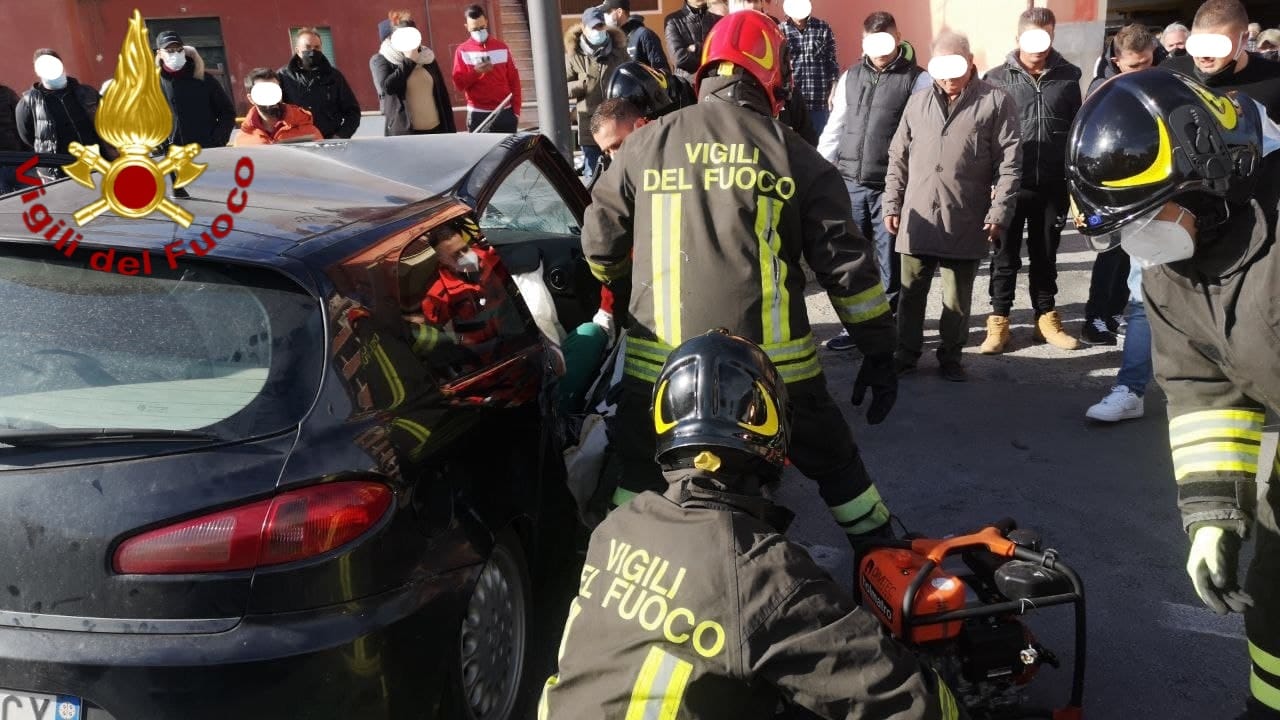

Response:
(1159, 601), (1246, 640)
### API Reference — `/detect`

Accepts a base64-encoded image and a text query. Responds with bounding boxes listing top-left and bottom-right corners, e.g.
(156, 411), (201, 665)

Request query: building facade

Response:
(3, 0), (1277, 130)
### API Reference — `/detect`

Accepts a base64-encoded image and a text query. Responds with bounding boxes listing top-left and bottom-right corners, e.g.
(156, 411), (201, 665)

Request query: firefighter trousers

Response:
(1247, 453), (1280, 718)
(604, 373), (891, 539)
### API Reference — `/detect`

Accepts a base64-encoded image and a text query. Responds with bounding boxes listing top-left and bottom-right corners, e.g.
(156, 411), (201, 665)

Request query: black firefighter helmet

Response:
(606, 61), (680, 119)
(652, 330), (789, 475)
(1066, 68), (1262, 248)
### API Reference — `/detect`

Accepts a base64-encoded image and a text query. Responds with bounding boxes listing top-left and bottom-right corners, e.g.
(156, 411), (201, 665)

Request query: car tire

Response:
(453, 528), (535, 720)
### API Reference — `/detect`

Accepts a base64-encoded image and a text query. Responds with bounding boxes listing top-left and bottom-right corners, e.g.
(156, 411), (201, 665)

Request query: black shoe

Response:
(1107, 314), (1125, 337)
(1080, 317), (1117, 345)
(893, 357), (917, 375)
(826, 332), (858, 352)
(939, 361), (966, 382)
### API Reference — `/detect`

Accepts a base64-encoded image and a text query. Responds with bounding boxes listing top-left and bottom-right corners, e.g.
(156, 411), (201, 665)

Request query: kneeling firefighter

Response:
(538, 330), (958, 719)
(583, 9), (900, 546)
(1067, 68), (1280, 718)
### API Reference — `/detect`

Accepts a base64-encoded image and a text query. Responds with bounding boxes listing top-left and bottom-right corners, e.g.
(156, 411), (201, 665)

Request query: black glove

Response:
(851, 353), (897, 425)
(1186, 525), (1254, 615)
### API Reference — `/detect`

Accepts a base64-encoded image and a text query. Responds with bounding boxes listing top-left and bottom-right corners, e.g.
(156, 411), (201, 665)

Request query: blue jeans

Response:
(582, 145), (603, 179)
(1116, 300), (1152, 396)
(846, 181), (899, 304)
(808, 109), (831, 138)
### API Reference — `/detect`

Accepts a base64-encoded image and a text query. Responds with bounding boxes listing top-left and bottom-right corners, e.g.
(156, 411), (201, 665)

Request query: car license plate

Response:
(0, 691), (81, 720)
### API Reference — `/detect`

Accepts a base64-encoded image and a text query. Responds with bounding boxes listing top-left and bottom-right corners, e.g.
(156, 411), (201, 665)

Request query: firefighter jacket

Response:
(1145, 198), (1280, 538)
(582, 83), (895, 387)
(538, 471), (958, 719)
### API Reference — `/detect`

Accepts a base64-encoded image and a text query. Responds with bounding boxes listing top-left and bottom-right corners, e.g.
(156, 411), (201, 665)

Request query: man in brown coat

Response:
(883, 31), (1021, 381)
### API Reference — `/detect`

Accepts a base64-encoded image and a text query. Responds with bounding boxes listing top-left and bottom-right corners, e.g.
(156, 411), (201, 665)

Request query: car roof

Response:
(0, 134), (507, 264)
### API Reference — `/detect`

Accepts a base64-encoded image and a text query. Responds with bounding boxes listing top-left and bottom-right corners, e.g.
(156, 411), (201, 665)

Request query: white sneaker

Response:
(1085, 386), (1144, 422)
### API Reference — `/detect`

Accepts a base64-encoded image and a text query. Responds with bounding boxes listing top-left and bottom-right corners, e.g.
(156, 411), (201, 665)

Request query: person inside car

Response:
(423, 216), (607, 411)
(539, 329), (958, 720)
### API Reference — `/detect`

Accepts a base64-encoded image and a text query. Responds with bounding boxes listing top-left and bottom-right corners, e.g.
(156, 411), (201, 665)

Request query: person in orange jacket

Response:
(233, 68), (322, 146)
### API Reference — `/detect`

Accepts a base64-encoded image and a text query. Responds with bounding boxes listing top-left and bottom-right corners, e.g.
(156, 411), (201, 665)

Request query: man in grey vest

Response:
(818, 12), (930, 351)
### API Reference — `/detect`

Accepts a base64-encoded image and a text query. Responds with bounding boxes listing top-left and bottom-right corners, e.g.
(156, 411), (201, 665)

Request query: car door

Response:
(457, 135), (602, 333)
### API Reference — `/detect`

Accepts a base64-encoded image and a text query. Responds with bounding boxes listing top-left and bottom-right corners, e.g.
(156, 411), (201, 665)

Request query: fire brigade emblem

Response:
(62, 9), (206, 228)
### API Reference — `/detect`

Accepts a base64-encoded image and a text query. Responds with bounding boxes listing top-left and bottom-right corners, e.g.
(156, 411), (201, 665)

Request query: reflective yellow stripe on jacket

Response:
(624, 646), (693, 720)
(624, 335), (822, 386)
(757, 196), (790, 345)
(651, 193), (683, 346)
(1251, 642), (1280, 712)
(829, 486), (891, 537)
(830, 284), (891, 326)
(1170, 409), (1266, 481)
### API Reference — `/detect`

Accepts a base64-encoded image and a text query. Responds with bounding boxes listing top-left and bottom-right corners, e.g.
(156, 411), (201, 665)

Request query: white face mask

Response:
(605, 13), (620, 27)
(470, 29), (489, 44)
(161, 50), (187, 71)
(455, 249), (481, 274)
(1120, 208), (1196, 268)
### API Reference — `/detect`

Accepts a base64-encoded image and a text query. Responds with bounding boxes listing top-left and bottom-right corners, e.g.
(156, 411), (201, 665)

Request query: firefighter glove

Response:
(1186, 525), (1253, 615)
(851, 353), (897, 425)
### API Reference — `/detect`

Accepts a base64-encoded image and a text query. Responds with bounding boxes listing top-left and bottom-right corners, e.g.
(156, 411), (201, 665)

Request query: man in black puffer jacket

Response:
(279, 28), (363, 139)
(154, 31), (236, 149)
(15, 49), (103, 182)
(664, 0), (719, 81)
(980, 7), (1083, 355)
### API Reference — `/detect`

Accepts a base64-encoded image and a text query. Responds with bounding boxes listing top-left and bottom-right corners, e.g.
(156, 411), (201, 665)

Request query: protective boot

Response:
(1033, 310), (1080, 350)
(979, 315), (1011, 355)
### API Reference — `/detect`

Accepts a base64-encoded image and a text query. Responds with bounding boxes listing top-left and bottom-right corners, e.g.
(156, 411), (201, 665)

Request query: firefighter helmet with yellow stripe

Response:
(1066, 68), (1261, 245)
(695, 10), (787, 115)
(652, 329), (788, 473)
(606, 61), (677, 119)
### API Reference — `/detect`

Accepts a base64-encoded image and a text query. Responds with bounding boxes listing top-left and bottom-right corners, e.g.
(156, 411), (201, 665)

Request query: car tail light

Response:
(114, 481), (393, 574)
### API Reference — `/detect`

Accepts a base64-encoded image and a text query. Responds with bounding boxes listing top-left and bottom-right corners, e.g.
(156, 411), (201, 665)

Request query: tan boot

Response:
(979, 315), (1010, 355)
(1034, 310), (1080, 350)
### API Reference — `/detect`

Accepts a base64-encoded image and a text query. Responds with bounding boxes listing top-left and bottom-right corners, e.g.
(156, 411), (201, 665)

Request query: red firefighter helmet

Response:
(695, 10), (786, 115)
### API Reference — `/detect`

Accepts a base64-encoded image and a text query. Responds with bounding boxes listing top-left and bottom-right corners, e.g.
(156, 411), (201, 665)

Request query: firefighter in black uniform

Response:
(538, 330), (958, 720)
(584, 10), (900, 544)
(1066, 68), (1280, 718)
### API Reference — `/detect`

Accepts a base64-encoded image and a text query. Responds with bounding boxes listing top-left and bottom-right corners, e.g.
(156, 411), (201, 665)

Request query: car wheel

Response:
(458, 529), (532, 720)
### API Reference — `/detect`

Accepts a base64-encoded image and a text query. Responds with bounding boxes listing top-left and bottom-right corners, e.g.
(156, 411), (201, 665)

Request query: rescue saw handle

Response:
(909, 526), (1018, 565)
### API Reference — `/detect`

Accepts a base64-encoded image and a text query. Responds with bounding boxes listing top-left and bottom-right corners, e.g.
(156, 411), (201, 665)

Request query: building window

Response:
(561, 0), (660, 15)
(289, 26), (335, 65)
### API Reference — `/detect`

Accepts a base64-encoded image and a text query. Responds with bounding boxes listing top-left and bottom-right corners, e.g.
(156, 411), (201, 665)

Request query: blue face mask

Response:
(587, 28), (608, 45)
(44, 75), (67, 90)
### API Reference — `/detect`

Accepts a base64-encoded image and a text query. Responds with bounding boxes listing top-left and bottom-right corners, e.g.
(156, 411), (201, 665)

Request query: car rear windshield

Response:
(0, 244), (324, 439)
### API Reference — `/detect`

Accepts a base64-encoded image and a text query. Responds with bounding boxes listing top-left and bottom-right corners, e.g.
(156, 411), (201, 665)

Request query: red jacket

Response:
(421, 245), (509, 346)
(233, 103), (322, 146)
(451, 37), (521, 115)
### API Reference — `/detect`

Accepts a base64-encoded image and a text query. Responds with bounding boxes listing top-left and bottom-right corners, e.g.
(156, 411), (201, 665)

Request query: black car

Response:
(0, 133), (601, 720)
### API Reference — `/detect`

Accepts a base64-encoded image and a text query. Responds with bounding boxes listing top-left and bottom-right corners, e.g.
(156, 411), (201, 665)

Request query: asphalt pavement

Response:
(786, 231), (1246, 718)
